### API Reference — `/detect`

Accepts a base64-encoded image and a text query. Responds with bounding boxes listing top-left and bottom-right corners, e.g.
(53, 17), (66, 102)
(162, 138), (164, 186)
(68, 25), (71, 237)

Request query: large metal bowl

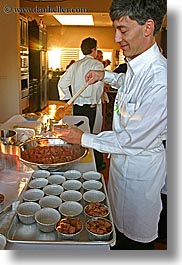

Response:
(19, 138), (88, 172)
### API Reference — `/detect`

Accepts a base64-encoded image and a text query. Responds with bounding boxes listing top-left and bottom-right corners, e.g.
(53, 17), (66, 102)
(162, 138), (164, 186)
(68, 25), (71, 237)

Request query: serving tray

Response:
(6, 172), (116, 247)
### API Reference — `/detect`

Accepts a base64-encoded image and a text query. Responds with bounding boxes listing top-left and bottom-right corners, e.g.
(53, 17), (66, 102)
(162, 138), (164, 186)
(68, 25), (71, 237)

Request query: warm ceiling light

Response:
(53, 15), (94, 26)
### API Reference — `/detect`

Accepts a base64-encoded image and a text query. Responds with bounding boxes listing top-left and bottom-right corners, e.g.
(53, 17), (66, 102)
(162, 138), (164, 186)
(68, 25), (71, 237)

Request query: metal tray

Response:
(6, 173), (116, 247)
(0, 169), (31, 215)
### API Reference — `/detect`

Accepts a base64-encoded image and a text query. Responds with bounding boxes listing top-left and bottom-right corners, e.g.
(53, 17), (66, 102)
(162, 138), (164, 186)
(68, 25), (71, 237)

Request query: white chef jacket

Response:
(58, 55), (104, 134)
(57, 55), (104, 106)
(81, 43), (167, 243)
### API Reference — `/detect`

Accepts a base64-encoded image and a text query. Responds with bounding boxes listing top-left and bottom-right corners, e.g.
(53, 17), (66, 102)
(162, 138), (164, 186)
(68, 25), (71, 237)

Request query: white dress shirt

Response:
(57, 55), (104, 105)
(81, 43), (167, 242)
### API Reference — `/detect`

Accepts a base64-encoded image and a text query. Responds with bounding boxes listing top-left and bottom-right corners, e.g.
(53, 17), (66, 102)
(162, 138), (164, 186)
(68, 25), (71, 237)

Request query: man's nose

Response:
(115, 30), (122, 43)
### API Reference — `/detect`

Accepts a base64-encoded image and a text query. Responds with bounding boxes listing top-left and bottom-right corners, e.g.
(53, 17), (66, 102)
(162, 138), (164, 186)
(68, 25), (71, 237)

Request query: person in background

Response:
(57, 37), (105, 171)
(65, 60), (76, 70)
(93, 49), (107, 171)
(104, 59), (112, 71)
(58, 60), (76, 101)
(113, 57), (127, 74)
(96, 50), (104, 63)
(54, 0), (167, 250)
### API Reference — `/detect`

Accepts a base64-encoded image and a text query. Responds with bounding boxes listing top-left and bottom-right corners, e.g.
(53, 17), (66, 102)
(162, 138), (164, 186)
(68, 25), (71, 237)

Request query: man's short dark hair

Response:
(81, 37), (97, 55)
(110, 0), (167, 35)
(97, 50), (103, 54)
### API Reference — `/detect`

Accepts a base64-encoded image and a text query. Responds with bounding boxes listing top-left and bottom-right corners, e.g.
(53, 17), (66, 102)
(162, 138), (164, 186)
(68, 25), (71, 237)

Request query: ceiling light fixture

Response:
(53, 15), (94, 26)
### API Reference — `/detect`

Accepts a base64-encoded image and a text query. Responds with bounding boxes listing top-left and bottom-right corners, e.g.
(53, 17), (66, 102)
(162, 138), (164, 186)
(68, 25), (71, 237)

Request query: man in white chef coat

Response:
(57, 37), (104, 135)
(57, 37), (106, 171)
(54, 0), (167, 250)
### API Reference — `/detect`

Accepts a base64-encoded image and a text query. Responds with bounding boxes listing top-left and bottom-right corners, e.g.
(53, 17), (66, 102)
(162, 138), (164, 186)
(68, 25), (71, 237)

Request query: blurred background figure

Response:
(104, 59), (111, 70)
(96, 49), (104, 63)
(66, 60), (76, 70)
(113, 57), (127, 74)
(57, 38), (105, 171)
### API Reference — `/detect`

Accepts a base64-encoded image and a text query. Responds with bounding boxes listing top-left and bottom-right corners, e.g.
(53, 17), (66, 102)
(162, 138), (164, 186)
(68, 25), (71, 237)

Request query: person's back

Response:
(57, 37), (105, 171)
(58, 37), (104, 106)
(65, 55), (104, 106)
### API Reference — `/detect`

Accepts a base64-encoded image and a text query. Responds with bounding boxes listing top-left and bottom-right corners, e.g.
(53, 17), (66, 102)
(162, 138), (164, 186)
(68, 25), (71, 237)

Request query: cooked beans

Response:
(21, 145), (82, 164)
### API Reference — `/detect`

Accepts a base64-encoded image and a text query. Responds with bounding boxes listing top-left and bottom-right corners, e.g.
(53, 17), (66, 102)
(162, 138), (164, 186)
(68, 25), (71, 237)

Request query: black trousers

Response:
(73, 104), (96, 133)
(73, 104), (104, 170)
(158, 193), (167, 240)
(111, 227), (155, 250)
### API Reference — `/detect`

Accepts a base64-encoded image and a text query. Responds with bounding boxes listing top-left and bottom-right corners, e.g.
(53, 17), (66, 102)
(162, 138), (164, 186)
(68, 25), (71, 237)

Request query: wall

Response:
(47, 25), (121, 70)
(47, 24), (166, 70)
(47, 25), (119, 50)
(0, 0), (21, 123)
(47, 23), (166, 51)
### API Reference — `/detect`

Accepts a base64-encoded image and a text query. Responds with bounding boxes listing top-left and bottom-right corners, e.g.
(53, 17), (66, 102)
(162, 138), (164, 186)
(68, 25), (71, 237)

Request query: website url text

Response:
(4, 5), (88, 14)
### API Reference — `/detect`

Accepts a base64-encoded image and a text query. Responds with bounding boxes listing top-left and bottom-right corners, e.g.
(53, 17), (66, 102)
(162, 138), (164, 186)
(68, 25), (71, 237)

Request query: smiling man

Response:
(54, 0), (167, 250)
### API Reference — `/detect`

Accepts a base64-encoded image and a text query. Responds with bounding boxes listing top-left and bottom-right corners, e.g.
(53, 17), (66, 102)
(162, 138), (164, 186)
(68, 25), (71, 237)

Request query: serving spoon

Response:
(54, 82), (90, 121)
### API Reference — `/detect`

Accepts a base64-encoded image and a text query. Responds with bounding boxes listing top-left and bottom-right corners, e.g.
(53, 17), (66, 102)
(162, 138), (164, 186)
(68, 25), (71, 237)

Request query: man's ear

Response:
(91, 48), (96, 52)
(144, 19), (155, 36)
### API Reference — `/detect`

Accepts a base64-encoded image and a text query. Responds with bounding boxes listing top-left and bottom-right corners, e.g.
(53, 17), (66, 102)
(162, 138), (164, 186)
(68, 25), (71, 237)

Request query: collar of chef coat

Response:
(84, 55), (95, 59)
(127, 43), (162, 75)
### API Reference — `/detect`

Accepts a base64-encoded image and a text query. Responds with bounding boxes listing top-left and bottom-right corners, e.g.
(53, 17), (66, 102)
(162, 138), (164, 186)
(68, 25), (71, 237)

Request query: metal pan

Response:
(18, 138), (88, 172)
(6, 174), (116, 247)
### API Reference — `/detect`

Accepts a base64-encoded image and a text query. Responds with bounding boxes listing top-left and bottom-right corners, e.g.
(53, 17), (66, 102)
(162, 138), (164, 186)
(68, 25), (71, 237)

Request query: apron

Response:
(108, 149), (166, 243)
(93, 104), (103, 134)
(108, 84), (166, 243)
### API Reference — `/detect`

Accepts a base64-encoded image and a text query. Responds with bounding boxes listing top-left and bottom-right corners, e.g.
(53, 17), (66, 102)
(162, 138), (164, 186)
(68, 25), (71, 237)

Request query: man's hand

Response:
(52, 126), (84, 145)
(85, 70), (105, 85)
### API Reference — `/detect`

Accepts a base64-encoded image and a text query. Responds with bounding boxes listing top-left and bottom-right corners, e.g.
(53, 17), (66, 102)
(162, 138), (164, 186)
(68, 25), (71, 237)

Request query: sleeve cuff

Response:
(81, 133), (95, 148)
(103, 71), (115, 83)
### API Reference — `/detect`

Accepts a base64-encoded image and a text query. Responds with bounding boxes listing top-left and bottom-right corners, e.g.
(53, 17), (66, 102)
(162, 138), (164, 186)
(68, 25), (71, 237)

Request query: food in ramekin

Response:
(56, 217), (82, 235)
(84, 201), (109, 218)
(86, 218), (112, 235)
